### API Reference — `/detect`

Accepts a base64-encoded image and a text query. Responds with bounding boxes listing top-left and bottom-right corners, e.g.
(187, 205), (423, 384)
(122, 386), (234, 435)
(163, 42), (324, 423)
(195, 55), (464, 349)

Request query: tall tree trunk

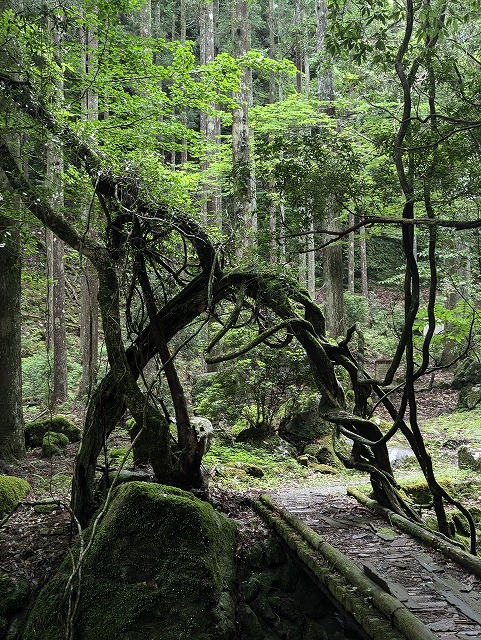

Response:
(360, 224), (369, 299)
(304, 34), (315, 298)
(316, 0), (344, 336)
(348, 212), (355, 294)
(45, 8), (67, 407)
(46, 228), (68, 406)
(322, 210), (345, 337)
(79, 12), (99, 397)
(79, 262), (99, 396)
(200, 0), (222, 228)
(441, 238), (464, 365)
(231, 0), (256, 252)
(0, 181), (25, 462)
(0, 0), (24, 461)
(266, 0), (280, 263)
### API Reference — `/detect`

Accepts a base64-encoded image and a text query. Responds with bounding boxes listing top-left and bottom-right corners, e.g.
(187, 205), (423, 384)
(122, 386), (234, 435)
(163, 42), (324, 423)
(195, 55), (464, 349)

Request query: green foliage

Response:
(205, 440), (309, 490)
(22, 353), (50, 405)
(22, 353), (84, 405)
(252, 106), (360, 226)
(343, 292), (369, 327)
(196, 330), (314, 435)
(0, 475), (30, 516)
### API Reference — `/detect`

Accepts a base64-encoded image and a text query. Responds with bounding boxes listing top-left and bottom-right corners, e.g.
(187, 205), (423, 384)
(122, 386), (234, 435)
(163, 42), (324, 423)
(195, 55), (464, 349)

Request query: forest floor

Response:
(0, 371), (477, 609)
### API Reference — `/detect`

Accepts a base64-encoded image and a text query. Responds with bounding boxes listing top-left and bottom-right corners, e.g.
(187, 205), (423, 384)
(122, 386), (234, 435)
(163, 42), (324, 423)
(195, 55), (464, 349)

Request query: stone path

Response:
(265, 488), (481, 640)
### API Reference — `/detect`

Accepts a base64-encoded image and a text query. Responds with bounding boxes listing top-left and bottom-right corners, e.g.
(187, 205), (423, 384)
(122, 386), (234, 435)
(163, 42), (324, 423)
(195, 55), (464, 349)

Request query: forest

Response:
(1, 0), (481, 638)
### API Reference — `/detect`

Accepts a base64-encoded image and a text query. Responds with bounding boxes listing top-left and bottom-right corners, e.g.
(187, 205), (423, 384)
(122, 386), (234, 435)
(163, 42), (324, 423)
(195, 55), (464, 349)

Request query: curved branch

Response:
(204, 318), (301, 364)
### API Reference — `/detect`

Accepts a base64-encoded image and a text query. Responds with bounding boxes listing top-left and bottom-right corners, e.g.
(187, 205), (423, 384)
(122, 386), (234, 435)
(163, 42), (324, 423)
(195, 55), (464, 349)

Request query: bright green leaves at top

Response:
(251, 94), (360, 223)
(326, 0), (396, 66)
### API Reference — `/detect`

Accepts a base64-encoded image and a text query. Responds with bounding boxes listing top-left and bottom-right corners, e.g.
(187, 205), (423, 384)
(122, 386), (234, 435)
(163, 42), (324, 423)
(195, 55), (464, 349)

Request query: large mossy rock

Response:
(0, 475), (30, 517)
(25, 482), (237, 640)
(0, 575), (30, 637)
(452, 359), (481, 390)
(41, 431), (69, 458)
(458, 385), (481, 410)
(25, 415), (81, 448)
(458, 446), (481, 472)
(279, 402), (332, 449)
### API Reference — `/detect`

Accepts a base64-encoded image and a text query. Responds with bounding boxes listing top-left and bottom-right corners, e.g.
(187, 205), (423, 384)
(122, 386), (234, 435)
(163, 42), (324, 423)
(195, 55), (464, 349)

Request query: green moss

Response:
(42, 431), (69, 458)
(458, 446), (481, 472)
(469, 506), (481, 523)
(25, 483), (237, 640)
(0, 476), (30, 516)
(109, 448), (133, 464)
(400, 477), (457, 505)
(25, 416), (80, 448)
(303, 433), (339, 468)
(0, 575), (30, 617)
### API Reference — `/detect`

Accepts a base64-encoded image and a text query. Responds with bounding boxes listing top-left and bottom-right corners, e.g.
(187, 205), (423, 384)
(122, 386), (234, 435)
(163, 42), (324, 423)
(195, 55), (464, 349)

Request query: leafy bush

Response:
(195, 330), (315, 436)
(22, 353), (84, 405)
(22, 353), (50, 404)
(344, 291), (369, 327)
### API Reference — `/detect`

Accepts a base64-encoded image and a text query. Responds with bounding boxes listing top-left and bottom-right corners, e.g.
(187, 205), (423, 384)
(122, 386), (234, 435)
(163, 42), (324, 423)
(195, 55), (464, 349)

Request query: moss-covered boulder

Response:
(303, 434), (338, 467)
(453, 359), (481, 389)
(25, 415), (81, 448)
(279, 400), (334, 451)
(458, 385), (481, 410)
(0, 475), (30, 517)
(25, 482), (237, 640)
(458, 446), (481, 472)
(41, 431), (69, 458)
(0, 575), (30, 637)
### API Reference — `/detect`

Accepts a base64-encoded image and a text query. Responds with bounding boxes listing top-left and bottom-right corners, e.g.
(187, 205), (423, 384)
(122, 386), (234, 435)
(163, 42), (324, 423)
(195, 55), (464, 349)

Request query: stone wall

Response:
(238, 536), (365, 640)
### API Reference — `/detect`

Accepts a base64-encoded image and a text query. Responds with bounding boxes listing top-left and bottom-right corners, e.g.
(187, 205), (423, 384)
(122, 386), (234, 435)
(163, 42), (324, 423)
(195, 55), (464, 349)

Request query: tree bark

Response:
(0, 184), (25, 462)
(200, 0), (222, 229)
(316, 0), (345, 336)
(231, 0), (256, 251)
(78, 15), (99, 397)
(46, 11), (68, 407)
(79, 261), (99, 397)
(348, 212), (355, 294)
(46, 230), (68, 406)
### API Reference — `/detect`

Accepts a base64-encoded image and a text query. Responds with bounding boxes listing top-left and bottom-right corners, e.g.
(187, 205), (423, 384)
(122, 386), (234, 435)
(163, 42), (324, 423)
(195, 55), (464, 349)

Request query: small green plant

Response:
(22, 353), (50, 405)
(344, 291), (369, 327)
(196, 329), (315, 436)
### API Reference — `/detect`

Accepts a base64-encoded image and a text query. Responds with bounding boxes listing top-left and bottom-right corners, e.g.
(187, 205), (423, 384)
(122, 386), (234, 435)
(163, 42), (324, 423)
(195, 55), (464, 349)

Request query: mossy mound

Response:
(25, 416), (81, 448)
(400, 478), (456, 505)
(452, 359), (481, 389)
(0, 475), (30, 517)
(0, 575), (30, 636)
(303, 433), (339, 467)
(25, 482), (237, 640)
(42, 431), (69, 458)
(458, 446), (481, 472)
